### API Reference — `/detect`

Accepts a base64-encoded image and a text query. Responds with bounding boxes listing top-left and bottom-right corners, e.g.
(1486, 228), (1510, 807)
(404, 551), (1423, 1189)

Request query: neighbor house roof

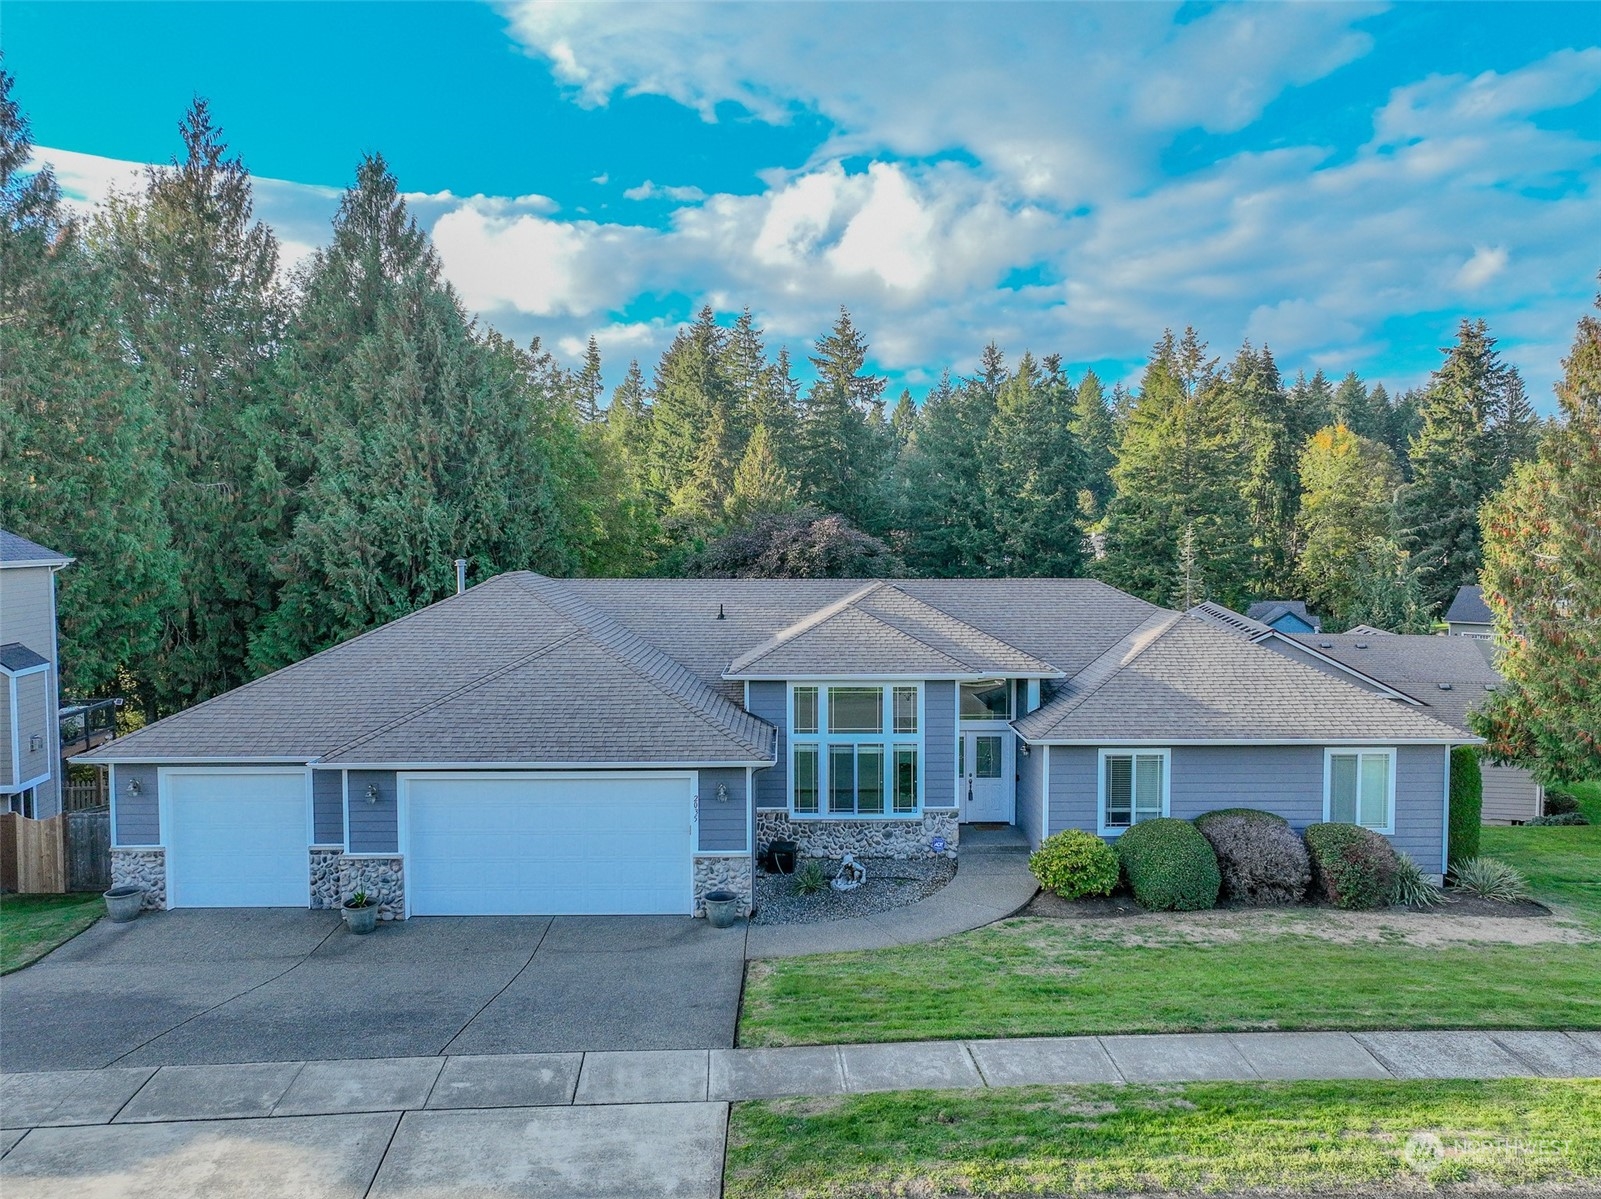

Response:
(1245, 599), (1321, 632)
(724, 581), (1062, 680)
(0, 643), (50, 673)
(0, 529), (72, 569)
(1445, 584), (1493, 625)
(1014, 613), (1472, 744)
(1289, 633), (1503, 734)
(78, 573), (775, 767)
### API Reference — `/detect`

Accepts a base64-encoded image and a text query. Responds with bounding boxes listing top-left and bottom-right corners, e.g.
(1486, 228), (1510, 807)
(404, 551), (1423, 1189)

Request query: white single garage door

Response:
(165, 769), (310, 908)
(405, 773), (694, 916)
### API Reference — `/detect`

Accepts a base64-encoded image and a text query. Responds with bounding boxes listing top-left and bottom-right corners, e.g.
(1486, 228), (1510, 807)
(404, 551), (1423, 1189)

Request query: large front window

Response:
(791, 684), (922, 817)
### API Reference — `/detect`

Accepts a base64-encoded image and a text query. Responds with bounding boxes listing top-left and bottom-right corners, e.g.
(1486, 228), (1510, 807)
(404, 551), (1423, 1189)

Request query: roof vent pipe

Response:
(717, 603), (726, 620)
(455, 558), (467, 596)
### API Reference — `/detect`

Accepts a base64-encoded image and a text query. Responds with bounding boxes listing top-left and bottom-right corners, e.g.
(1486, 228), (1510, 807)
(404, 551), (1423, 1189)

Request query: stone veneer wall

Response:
(110, 848), (167, 910)
(339, 855), (405, 920)
(755, 811), (959, 860)
(309, 848), (343, 910)
(693, 855), (753, 917)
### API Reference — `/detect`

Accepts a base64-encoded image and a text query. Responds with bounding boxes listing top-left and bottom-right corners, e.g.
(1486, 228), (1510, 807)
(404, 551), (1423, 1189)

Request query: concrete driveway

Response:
(0, 910), (748, 1072)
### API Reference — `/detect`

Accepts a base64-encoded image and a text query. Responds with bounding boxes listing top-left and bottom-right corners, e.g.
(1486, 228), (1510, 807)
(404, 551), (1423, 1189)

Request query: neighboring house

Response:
(0, 530), (72, 818)
(1445, 585), (1494, 638)
(1245, 599), (1322, 634)
(77, 574), (1474, 918)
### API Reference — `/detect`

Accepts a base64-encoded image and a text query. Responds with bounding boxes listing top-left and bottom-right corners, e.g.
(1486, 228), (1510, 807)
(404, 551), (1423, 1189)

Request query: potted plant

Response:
(342, 889), (379, 934)
(103, 884), (144, 923)
(702, 889), (744, 928)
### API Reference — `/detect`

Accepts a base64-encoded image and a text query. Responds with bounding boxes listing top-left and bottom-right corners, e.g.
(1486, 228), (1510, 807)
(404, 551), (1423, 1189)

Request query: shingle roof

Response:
(0, 642), (49, 672)
(1014, 614), (1472, 743)
(0, 529), (71, 568)
(78, 573), (774, 766)
(724, 582), (1062, 679)
(1289, 633), (1503, 734)
(1245, 599), (1321, 632)
(1445, 584), (1493, 625)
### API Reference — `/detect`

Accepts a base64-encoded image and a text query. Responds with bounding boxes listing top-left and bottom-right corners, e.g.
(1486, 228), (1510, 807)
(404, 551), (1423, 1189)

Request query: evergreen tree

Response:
(1069, 367), (1117, 520)
(1296, 424), (1403, 624)
(889, 388), (918, 447)
(648, 307), (737, 528)
(1230, 345), (1314, 596)
(586, 358), (660, 574)
(725, 423), (798, 524)
(1475, 281), (1601, 781)
(1491, 371), (1539, 477)
(987, 352), (1087, 576)
(94, 98), (286, 711)
(1379, 384), (1422, 475)
(1097, 330), (1253, 607)
(1331, 372), (1383, 440)
(795, 307), (895, 531)
(573, 335), (603, 424)
(0, 70), (177, 697)
(895, 368), (994, 576)
(252, 156), (579, 668)
(1395, 319), (1511, 611)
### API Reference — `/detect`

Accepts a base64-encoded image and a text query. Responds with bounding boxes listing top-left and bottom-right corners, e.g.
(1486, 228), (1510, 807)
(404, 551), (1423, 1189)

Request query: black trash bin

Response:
(768, 839), (798, 875)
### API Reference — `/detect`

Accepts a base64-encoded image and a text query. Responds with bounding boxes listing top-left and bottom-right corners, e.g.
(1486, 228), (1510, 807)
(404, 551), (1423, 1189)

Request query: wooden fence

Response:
(63, 777), (109, 812)
(0, 808), (111, 894)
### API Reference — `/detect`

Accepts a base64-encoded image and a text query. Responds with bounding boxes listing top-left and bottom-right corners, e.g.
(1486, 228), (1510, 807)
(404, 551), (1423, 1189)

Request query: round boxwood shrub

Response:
(1193, 809), (1310, 905)
(1115, 817), (1221, 911)
(1302, 822), (1400, 910)
(1029, 829), (1120, 900)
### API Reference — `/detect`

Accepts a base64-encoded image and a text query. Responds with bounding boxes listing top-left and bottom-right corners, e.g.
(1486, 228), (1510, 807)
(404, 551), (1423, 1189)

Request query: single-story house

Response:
(1445, 585), (1494, 639)
(77, 574), (1474, 918)
(1245, 599), (1321, 634)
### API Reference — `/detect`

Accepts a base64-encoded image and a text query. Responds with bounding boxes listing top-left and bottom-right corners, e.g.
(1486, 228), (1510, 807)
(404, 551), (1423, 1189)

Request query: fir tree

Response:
(895, 368), (994, 576)
(1331, 372), (1382, 440)
(648, 307), (737, 524)
(987, 352), (1087, 576)
(725, 423), (798, 524)
(574, 335), (603, 424)
(795, 307), (895, 532)
(1069, 367), (1117, 520)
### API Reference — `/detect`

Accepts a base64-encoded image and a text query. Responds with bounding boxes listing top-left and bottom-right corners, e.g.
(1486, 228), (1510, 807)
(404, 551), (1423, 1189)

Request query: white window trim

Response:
(1322, 746), (1397, 835)
(1096, 747), (1171, 837)
(788, 681), (925, 820)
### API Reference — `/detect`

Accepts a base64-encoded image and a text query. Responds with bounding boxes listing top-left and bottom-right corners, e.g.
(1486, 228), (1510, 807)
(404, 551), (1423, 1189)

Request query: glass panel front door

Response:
(961, 731), (1010, 822)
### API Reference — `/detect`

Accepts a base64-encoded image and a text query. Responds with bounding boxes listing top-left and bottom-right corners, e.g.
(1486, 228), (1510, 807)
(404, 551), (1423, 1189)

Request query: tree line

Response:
(0, 81), (1569, 722)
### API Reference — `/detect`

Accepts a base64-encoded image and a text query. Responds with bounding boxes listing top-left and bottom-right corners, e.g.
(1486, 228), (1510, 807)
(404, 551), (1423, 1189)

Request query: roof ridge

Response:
(318, 631), (585, 760)
(862, 586), (1061, 674)
(511, 574), (774, 759)
(725, 581), (886, 674)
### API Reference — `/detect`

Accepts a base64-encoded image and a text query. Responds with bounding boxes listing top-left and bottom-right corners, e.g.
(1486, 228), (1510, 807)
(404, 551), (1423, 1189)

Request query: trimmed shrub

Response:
(1115, 818), (1221, 911)
(1193, 809), (1310, 905)
(1448, 746), (1483, 866)
(1544, 790), (1580, 816)
(1302, 823), (1400, 910)
(1390, 851), (1443, 908)
(1029, 830), (1120, 900)
(1530, 811), (1589, 826)
(1451, 857), (1532, 902)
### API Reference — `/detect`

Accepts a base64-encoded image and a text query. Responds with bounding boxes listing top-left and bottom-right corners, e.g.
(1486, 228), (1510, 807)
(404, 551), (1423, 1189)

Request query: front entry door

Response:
(961, 731), (1011, 822)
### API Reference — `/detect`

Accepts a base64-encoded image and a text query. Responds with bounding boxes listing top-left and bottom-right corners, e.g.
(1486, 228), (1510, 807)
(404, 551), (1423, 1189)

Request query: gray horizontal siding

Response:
(347, 770), (398, 853)
(1047, 743), (1448, 873)
(1016, 741), (1043, 849)
(924, 680), (956, 809)
(749, 682), (787, 810)
(1482, 761), (1542, 824)
(698, 768), (749, 852)
(114, 764), (161, 845)
(312, 771), (345, 845)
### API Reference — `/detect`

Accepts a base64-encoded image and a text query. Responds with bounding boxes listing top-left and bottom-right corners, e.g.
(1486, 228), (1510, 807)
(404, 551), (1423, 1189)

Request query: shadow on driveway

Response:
(0, 910), (747, 1071)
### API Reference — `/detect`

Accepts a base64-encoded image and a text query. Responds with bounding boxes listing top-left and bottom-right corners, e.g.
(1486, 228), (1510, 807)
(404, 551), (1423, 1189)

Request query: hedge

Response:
(1115, 817), (1220, 911)
(1449, 745), (1483, 866)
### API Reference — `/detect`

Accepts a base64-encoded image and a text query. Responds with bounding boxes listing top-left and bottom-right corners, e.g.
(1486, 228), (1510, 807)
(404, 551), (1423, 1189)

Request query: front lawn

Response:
(0, 892), (103, 975)
(726, 1078), (1601, 1198)
(741, 799), (1601, 1046)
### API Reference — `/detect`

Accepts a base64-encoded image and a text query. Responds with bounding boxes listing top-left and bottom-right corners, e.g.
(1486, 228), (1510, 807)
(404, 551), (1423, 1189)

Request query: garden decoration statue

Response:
(832, 853), (867, 891)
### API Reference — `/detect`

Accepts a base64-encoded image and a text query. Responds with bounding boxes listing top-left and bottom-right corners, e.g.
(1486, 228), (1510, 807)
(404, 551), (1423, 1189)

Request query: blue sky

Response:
(8, 1), (1600, 407)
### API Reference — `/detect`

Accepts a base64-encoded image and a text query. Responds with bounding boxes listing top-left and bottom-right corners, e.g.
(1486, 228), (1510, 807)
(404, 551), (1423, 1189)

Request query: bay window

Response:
(790, 683), (923, 817)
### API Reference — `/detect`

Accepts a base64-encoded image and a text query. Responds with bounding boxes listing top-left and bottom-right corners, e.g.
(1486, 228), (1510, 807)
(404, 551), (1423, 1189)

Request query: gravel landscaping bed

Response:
(753, 855), (957, 925)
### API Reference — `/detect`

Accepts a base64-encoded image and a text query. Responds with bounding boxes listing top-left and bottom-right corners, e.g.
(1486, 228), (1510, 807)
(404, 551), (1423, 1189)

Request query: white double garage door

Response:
(163, 769), (696, 915)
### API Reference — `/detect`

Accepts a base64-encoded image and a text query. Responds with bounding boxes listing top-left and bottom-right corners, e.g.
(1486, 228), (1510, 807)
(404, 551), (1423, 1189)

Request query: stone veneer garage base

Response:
(692, 855), (754, 917)
(110, 848), (167, 910)
(755, 811), (959, 860)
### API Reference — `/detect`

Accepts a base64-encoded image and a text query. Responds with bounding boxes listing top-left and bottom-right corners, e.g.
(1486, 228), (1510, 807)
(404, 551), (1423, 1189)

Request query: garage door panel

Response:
(166, 771), (309, 908)
(406, 774), (694, 916)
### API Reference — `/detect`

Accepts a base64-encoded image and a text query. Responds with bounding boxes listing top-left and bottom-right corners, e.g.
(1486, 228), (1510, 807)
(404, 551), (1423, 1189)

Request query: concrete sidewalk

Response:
(745, 834), (1038, 958)
(4, 1031), (1595, 1198)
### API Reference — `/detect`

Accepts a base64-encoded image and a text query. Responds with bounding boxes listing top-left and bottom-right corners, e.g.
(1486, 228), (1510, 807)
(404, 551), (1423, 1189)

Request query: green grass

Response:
(726, 1078), (1601, 1198)
(741, 787), (1601, 1046)
(0, 892), (103, 974)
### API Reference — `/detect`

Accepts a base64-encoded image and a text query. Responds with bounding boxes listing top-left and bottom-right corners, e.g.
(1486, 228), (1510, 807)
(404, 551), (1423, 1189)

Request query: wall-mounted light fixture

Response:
(1019, 742), (1031, 757)
(128, 777), (143, 796)
(365, 784), (381, 805)
(716, 782), (729, 803)
(29, 734), (43, 752)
